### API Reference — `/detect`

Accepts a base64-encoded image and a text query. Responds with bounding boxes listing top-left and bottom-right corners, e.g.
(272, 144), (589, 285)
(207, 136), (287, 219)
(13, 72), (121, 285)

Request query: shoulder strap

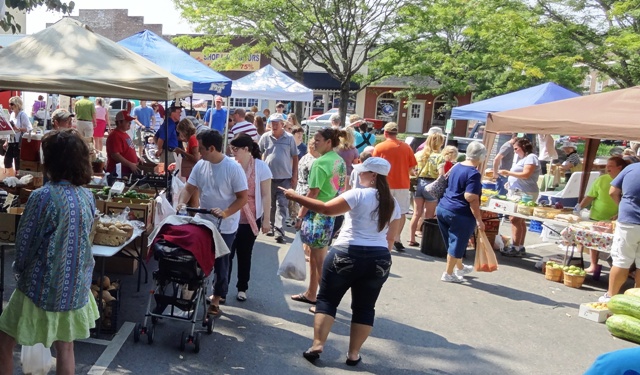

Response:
(355, 132), (373, 149)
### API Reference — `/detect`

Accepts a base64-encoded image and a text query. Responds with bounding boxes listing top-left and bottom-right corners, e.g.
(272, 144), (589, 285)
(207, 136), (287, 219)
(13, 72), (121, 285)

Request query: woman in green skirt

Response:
(0, 129), (99, 374)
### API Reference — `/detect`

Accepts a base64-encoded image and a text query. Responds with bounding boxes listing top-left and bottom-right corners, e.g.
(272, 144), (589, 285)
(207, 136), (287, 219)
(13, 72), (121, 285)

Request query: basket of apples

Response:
(563, 265), (587, 288)
(545, 261), (564, 282)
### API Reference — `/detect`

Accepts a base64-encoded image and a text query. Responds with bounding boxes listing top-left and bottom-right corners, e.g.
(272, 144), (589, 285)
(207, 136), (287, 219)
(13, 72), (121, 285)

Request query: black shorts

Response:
(4, 142), (20, 169)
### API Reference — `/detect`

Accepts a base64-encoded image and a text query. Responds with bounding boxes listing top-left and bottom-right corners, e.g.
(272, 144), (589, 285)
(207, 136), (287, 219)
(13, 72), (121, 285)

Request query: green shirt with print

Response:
(587, 174), (618, 221)
(308, 150), (346, 202)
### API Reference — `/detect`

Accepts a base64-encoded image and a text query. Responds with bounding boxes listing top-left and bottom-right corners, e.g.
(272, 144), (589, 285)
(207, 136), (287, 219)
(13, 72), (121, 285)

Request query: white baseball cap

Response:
(353, 157), (391, 176)
(269, 113), (285, 122)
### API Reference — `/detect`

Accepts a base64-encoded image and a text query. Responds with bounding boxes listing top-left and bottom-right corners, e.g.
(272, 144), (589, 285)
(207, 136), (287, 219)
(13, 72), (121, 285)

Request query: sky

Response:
(26, 0), (196, 35)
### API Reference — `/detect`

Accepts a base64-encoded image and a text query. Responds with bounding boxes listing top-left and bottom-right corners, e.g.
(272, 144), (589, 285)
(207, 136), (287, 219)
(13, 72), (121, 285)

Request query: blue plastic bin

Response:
(529, 220), (543, 233)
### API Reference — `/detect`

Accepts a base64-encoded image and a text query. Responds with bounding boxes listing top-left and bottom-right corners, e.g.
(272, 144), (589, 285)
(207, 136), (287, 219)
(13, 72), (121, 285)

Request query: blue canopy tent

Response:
(451, 82), (580, 121)
(118, 30), (232, 96)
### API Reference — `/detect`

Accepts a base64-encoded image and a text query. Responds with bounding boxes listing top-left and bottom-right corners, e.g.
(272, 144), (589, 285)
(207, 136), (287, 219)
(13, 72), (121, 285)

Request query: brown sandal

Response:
(207, 304), (222, 316)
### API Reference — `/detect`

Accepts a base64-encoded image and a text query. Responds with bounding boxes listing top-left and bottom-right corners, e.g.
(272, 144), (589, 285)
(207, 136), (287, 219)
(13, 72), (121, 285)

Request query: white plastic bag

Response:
(21, 343), (54, 375)
(171, 173), (186, 210)
(277, 232), (306, 281)
(155, 193), (174, 224)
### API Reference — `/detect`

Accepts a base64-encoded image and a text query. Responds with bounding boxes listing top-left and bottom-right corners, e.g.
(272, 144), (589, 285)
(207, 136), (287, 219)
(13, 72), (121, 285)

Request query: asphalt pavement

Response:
(3, 218), (637, 375)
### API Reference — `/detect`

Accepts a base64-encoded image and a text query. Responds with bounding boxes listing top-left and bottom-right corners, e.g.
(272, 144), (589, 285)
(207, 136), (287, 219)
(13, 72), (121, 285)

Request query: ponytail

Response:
(373, 174), (394, 231)
(251, 142), (261, 159)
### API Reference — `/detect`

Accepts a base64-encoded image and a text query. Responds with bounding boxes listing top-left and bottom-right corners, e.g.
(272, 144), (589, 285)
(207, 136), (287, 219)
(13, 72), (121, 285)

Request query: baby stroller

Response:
(133, 209), (219, 353)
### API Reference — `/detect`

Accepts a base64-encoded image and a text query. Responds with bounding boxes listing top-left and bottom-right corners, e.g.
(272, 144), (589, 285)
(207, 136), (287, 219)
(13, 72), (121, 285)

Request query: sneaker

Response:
(441, 272), (464, 283)
(455, 265), (473, 277)
(275, 235), (286, 244)
(394, 242), (405, 252)
(598, 293), (611, 303)
(501, 246), (522, 257)
(266, 230), (274, 237)
(517, 247), (526, 257)
(237, 291), (247, 302)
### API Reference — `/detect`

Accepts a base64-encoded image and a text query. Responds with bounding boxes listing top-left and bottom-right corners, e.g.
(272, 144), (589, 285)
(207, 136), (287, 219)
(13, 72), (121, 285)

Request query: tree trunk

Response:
(294, 67), (306, 121)
(338, 83), (351, 128)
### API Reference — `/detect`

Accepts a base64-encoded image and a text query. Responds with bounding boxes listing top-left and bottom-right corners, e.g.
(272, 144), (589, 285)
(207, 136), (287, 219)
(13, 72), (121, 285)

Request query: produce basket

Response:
(533, 207), (562, 219)
(545, 265), (564, 282)
(563, 273), (586, 288)
(517, 205), (535, 216)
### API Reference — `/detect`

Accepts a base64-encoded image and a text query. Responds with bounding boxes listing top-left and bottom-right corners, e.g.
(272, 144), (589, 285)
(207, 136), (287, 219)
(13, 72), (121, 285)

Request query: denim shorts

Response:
(414, 178), (436, 201)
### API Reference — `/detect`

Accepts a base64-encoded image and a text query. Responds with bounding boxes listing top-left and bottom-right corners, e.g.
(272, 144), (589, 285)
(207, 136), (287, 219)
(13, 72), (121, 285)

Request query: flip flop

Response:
(309, 306), (316, 313)
(408, 241), (420, 247)
(291, 293), (316, 305)
(303, 349), (322, 363)
(346, 355), (362, 366)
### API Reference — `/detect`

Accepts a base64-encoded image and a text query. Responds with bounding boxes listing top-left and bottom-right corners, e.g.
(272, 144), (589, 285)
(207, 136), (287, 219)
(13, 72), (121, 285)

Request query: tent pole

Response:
(480, 130), (496, 174)
(165, 100), (169, 190)
(580, 138), (600, 201)
(223, 96), (230, 153)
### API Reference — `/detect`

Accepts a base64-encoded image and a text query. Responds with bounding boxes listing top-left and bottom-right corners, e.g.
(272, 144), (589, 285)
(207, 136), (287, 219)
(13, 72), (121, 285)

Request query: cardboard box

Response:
(103, 198), (154, 226)
(488, 199), (518, 213)
(578, 303), (612, 323)
(19, 160), (42, 172)
(0, 212), (21, 243)
(102, 225), (151, 275)
(18, 170), (44, 188)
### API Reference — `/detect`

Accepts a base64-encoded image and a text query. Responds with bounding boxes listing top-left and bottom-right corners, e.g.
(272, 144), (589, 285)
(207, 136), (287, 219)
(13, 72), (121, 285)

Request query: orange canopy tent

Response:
(484, 86), (640, 200)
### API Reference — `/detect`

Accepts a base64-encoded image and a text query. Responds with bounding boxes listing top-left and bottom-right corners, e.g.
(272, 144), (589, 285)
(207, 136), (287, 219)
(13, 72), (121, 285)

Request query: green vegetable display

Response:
(608, 295), (640, 321)
(606, 314), (640, 344)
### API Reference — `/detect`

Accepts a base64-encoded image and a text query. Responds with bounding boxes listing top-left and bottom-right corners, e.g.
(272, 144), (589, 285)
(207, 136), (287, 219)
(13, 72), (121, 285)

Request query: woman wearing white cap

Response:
(560, 141), (582, 179)
(281, 157), (402, 366)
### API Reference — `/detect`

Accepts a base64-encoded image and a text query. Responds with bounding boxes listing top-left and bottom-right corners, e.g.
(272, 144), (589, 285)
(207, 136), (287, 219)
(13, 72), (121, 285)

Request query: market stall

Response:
(485, 86), (640, 200)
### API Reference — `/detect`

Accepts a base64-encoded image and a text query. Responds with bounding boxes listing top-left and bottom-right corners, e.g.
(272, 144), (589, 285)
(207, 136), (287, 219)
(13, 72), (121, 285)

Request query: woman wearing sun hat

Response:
(282, 156), (402, 366)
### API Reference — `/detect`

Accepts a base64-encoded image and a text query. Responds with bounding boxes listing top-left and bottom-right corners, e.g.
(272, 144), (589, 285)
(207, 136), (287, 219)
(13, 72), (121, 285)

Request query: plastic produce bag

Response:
(277, 232), (306, 281)
(21, 343), (54, 375)
(171, 172), (186, 210)
(155, 193), (174, 224)
(474, 230), (498, 272)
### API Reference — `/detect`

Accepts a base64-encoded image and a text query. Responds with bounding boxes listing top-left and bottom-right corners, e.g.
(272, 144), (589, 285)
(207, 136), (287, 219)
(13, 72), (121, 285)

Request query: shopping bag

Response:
(21, 343), (54, 375)
(277, 232), (306, 281)
(155, 193), (174, 224)
(171, 172), (186, 210)
(474, 230), (499, 272)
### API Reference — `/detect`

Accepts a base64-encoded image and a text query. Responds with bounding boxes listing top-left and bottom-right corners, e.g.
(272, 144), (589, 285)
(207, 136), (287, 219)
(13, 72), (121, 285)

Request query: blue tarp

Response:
(118, 30), (232, 96)
(451, 82), (580, 121)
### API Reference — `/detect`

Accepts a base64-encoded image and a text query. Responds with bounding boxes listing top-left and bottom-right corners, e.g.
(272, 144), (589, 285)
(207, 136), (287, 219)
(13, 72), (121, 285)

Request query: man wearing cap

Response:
(106, 111), (141, 177)
(155, 105), (181, 164)
(266, 103), (288, 127)
(204, 96), (228, 133)
(560, 141), (582, 179)
(228, 108), (259, 142)
(74, 96), (96, 138)
(373, 122), (417, 251)
(259, 113), (298, 243)
(51, 109), (74, 131)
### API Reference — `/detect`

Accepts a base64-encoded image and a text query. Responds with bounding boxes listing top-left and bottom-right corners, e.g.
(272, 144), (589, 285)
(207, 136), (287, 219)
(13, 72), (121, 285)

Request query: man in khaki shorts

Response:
(373, 122), (417, 251)
(600, 162), (640, 302)
(74, 96), (96, 138)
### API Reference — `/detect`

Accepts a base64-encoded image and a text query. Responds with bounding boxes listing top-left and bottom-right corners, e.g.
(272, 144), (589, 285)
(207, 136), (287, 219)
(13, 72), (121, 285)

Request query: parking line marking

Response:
(78, 337), (111, 346)
(87, 322), (134, 375)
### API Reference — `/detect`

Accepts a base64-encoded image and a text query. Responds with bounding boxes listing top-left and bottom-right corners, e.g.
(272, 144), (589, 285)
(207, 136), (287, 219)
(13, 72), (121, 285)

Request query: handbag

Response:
(425, 164), (456, 200)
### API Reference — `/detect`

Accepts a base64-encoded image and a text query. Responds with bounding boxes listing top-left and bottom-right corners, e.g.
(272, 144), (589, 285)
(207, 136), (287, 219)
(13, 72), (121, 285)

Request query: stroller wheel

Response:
(179, 331), (186, 352)
(133, 323), (141, 343)
(194, 332), (201, 354)
(147, 324), (155, 345)
(206, 315), (214, 334)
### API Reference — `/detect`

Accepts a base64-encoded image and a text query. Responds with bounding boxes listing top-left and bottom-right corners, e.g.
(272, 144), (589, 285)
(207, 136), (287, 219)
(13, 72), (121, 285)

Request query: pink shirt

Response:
(95, 106), (108, 122)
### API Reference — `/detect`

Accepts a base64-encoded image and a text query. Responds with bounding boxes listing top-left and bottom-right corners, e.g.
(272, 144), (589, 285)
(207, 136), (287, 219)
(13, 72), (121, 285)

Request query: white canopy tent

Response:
(0, 18), (192, 100)
(231, 64), (314, 102)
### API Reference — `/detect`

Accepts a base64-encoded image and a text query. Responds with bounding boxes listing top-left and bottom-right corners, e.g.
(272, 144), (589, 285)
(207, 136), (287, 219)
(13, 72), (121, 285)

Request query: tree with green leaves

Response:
(175, 0), (410, 126)
(373, 0), (585, 108)
(1, 0), (74, 33)
(535, 0), (640, 88)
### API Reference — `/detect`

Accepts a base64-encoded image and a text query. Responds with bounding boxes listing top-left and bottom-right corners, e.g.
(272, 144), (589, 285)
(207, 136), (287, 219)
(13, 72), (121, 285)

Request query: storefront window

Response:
(431, 96), (457, 128)
(376, 93), (399, 123)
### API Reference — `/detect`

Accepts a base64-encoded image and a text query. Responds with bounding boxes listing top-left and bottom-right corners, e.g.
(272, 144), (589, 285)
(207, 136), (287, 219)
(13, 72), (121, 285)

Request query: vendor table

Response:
(1, 233), (148, 321)
(561, 224), (614, 280)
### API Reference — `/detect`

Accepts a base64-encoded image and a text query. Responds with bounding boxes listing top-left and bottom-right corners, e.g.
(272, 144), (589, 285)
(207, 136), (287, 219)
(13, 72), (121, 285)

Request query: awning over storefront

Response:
(284, 72), (360, 91)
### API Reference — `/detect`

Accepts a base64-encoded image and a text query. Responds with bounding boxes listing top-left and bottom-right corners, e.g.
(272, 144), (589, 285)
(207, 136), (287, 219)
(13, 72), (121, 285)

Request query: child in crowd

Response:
(440, 146), (459, 174)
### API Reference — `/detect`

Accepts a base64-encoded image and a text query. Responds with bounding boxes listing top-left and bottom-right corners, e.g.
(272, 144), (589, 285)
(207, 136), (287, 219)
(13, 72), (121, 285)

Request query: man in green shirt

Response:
(74, 96), (96, 138)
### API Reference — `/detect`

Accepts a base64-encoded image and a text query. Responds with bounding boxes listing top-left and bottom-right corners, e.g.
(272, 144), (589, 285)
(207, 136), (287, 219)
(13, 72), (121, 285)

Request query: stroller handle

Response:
(178, 207), (223, 228)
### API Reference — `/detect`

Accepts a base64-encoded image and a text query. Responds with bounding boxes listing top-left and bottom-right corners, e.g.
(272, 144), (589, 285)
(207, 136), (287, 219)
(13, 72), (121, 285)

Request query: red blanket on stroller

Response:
(150, 224), (216, 276)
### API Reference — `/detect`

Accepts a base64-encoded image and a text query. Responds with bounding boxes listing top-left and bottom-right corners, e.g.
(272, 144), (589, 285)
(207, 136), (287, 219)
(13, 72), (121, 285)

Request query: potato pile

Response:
(91, 276), (120, 330)
(93, 222), (133, 246)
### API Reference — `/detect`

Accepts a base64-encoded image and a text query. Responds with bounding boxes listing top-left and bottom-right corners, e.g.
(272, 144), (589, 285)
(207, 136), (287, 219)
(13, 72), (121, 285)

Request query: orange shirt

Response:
(373, 139), (417, 189)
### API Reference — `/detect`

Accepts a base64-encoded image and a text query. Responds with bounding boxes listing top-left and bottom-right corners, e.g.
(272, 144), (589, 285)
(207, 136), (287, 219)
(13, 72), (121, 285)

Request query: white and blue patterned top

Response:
(13, 181), (96, 312)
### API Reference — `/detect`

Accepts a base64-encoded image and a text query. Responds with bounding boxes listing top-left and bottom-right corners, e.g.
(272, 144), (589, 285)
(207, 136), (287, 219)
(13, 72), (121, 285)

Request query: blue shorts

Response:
(436, 206), (477, 258)
(414, 178), (436, 201)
